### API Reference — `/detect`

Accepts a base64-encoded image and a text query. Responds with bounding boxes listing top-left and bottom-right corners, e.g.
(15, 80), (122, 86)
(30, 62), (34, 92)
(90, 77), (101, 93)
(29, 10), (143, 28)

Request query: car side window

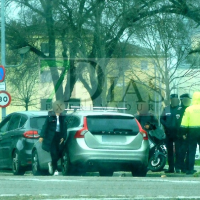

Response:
(0, 115), (12, 132)
(7, 115), (22, 131)
(19, 115), (28, 128)
(67, 116), (80, 128)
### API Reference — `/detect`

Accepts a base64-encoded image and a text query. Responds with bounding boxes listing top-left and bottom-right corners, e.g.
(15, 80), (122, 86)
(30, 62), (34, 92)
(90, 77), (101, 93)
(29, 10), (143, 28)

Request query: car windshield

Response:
(30, 116), (47, 130)
(86, 116), (139, 132)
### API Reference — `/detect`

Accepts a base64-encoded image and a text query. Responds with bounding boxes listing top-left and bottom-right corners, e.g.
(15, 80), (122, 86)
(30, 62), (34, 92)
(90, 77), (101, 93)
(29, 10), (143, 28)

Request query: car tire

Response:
(131, 165), (147, 177)
(99, 170), (114, 176)
(32, 150), (44, 176)
(61, 151), (72, 176)
(12, 150), (26, 175)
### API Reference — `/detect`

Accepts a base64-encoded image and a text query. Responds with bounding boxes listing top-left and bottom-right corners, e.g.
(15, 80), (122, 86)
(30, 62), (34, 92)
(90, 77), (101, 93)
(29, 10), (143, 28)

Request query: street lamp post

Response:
(1, 0), (30, 119)
(1, 0), (6, 119)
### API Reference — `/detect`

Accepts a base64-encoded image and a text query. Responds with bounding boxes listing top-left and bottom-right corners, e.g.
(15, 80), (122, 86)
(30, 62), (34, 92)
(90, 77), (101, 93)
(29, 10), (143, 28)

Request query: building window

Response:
(141, 60), (148, 70)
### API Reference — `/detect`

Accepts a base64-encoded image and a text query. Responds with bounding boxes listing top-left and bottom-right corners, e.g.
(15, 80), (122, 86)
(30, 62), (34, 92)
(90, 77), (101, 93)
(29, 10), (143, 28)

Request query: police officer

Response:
(181, 92), (200, 175)
(160, 94), (179, 173)
(175, 93), (192, 173)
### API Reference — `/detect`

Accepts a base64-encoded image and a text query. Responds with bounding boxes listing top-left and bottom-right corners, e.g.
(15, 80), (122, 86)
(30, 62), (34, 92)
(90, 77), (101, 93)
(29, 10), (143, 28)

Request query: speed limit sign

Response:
(0, 91), (11, 108)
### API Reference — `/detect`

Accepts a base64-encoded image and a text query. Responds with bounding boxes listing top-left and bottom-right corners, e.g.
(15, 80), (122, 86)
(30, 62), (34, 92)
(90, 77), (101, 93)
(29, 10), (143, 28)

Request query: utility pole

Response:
(1, 0), (30, 120)
(1, 0), (6, 119)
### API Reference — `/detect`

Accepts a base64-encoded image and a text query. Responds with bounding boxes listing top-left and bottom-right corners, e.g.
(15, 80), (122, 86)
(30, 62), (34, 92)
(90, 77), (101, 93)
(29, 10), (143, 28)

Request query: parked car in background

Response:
(32, 109), (149, 177)
(0, 111), (48, 175)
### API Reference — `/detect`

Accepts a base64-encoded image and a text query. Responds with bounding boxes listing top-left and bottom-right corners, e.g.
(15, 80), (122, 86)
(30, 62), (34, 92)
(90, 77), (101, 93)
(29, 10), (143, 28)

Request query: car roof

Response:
(9, 110), (49, 116)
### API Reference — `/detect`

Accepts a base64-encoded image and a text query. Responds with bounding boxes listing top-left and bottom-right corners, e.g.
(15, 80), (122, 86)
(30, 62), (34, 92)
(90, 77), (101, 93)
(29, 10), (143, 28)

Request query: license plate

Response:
(102, 135), (126, 143)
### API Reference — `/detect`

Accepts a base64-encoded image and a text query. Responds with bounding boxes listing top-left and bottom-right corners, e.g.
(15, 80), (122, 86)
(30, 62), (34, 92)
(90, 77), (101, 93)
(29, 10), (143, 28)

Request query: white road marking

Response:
(1, 194), (200, 199)
(139, 178), (200, 183)
(1, 177), (200, 184)
(4, 178), (83, 182)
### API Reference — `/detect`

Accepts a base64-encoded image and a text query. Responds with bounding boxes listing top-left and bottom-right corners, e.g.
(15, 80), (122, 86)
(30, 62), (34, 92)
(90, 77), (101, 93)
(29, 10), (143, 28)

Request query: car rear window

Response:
(30, 116), (47, 129)
(86, 115), (139, 135)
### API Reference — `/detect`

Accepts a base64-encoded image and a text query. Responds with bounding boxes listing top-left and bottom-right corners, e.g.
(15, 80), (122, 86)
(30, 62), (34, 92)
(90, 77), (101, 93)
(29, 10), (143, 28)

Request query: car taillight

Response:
(23, 130), (39, 139)
(74, 117), (88, 138)
(135, 119), (148, 140)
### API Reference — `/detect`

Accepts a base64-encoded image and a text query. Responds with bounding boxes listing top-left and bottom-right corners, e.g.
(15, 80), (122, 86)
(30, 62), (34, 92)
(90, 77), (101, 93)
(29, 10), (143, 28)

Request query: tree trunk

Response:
(45, 1), (63, 100)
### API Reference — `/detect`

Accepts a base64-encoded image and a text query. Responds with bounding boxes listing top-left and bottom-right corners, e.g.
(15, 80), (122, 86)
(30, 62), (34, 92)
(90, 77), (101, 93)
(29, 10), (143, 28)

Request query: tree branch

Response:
(15, 0), (45, 17)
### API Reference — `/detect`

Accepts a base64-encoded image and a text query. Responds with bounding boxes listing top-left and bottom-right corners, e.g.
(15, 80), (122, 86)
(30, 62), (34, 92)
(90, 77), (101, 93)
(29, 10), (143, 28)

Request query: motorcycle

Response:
(148, 126), (167, 172)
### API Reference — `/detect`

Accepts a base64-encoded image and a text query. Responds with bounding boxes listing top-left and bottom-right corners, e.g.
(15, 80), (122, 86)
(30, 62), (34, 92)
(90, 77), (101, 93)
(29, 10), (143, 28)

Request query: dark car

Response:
(32, 110), (149, 177)
(0, 111), (48, 175)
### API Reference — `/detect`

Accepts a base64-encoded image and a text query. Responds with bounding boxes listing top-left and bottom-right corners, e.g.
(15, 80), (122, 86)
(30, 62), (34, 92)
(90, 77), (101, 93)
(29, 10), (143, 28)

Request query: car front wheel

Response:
(12, 150), (26, 175)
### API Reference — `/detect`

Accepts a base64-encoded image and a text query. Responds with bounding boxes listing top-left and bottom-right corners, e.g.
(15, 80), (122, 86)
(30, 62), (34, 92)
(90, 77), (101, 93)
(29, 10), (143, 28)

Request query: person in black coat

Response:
(160, 94), (179, 173)
(39, 100), (67, 174)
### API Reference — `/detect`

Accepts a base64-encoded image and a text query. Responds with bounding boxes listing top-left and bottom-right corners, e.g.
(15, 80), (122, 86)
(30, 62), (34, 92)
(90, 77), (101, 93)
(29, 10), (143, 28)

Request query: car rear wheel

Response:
(131, 166), (147, 177)
(32, 150), (44, 176)
(12, 150), (26, 175)
(61, 151), (72, 176)
(99, 170), (114, 176)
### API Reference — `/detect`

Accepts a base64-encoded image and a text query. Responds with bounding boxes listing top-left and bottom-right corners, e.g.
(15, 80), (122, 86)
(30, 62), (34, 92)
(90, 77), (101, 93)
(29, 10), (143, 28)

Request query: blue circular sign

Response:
(0, 65), (5, 82)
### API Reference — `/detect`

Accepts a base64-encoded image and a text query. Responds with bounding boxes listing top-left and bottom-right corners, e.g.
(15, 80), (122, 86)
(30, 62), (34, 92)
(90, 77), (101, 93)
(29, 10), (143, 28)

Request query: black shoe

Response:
(186, 170), (197, 175)
(165, 169), (174, 173)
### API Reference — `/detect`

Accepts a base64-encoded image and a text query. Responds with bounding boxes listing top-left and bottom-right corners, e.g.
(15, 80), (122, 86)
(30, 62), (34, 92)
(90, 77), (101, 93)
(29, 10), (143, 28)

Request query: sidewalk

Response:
(146, 165), (200, 177)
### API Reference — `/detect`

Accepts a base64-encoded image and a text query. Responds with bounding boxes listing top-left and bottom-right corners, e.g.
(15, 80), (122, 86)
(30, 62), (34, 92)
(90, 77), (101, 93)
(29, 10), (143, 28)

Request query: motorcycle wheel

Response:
(148, 154), (166, 172)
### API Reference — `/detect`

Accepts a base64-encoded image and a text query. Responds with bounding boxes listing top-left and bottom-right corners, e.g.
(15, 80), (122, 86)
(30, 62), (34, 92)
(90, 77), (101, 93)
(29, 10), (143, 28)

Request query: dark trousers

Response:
(166, 135), (179, 171)
(50, 132), (61, 171)
(186, 130), (200, 171)
(176, 138), (188, 171)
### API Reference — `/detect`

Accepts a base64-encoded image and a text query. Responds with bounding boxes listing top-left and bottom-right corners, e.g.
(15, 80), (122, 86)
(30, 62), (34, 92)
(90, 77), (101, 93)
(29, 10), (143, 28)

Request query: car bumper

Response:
(68, 139), (149, 171)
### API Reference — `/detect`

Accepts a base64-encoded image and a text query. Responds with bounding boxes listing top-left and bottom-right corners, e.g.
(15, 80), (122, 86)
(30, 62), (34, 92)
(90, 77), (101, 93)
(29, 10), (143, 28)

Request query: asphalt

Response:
(1, 165), (200, 177)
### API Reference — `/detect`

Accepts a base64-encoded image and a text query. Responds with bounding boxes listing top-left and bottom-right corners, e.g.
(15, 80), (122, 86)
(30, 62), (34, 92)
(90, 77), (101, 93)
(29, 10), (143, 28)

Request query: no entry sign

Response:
(0, 65), (5, 82)
(0, 91), (11, 108)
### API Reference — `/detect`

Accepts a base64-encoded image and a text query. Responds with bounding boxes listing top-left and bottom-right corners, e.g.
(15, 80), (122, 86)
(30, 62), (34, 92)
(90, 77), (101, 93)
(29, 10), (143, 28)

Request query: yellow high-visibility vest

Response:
(181, 92), (200, 128)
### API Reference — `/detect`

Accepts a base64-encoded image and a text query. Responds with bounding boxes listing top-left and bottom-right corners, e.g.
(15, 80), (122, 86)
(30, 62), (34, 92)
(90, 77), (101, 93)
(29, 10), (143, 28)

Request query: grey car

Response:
(0, 111), (48, 175)
(32, 110), (149, 177)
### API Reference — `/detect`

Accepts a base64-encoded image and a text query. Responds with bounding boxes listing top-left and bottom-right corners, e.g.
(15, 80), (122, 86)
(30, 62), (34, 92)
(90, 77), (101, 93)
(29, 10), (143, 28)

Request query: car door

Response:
(0, 115), (12, 168)
(1, 114), (22, 168)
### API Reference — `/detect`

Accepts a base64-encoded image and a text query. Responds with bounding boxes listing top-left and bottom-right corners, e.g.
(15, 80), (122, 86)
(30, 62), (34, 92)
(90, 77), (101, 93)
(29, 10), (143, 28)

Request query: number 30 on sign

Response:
(0, 91), (11, 108)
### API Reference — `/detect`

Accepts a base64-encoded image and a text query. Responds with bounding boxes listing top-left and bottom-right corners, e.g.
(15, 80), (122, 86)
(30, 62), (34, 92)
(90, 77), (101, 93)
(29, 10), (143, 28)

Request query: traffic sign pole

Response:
(0, 65), (6, 82)
(0, 91), (11, 108)
(1, 0), (6, 120)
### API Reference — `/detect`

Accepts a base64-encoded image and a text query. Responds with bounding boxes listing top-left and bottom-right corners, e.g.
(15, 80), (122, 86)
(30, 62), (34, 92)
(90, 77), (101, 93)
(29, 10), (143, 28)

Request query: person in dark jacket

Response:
(160, 94), (179, 173)
(134, 102), (159, 132)
(39, 100), (67, 175)
(175, 93), (192, 173)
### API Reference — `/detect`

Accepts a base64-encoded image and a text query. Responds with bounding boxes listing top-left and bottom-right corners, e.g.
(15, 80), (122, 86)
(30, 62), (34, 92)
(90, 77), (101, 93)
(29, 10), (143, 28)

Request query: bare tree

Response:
(4, 0), (200, 107)
(6, 63), (40, 111)
(121, 13), (200, 105)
